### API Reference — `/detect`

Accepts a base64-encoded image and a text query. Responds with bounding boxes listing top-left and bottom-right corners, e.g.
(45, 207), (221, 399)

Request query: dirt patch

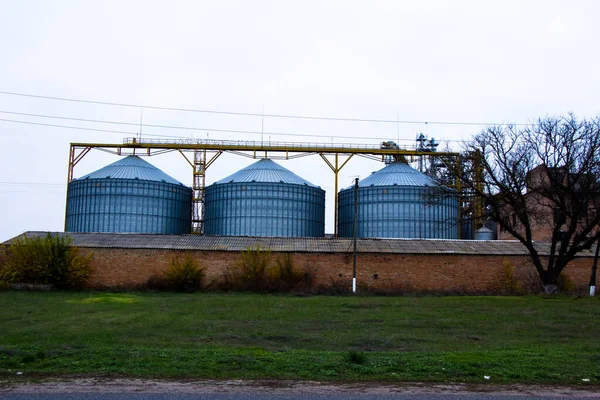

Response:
(1, 378), (599, 397)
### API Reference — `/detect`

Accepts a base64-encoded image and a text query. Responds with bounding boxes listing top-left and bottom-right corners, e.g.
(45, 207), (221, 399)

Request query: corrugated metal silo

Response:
(204, 159), (325, 237)
(474, 226), (496, 240)
(337, 162), (458, 239)
(65, 156), (192, 234)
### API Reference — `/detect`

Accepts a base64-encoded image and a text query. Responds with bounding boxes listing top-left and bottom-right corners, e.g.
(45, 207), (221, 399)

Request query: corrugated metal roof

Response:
(3, 232), (596, 257)
(349, 162), (439, 189)
(213, 159), (319, 187)
(74, 156), (186, 186)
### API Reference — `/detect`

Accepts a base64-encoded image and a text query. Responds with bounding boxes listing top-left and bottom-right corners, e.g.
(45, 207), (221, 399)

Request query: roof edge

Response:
(2, 232), (596, 257)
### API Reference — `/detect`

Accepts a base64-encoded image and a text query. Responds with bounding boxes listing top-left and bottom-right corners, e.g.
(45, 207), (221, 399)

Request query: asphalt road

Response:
(2, 379), (599, 400)
(1, 394), (599, 400)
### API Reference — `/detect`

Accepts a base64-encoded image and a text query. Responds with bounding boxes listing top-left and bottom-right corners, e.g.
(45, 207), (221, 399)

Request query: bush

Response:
(0, 234), (92, 289)
(218, 247), (313, 293)
(346, 351), (367, 365)
(495, 259), (522, 295)
(269, 253), (308, 291)
(163, 255), (205, 292)
(557, 272), (574, 293)
(146, 274), (170, 291)
(220, 245), (271, 292)
(315, 275), (349, 295)
(506, 262), (574, 295)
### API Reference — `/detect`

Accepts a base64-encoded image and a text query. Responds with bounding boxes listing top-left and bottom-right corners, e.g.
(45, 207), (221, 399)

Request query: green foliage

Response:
(220, 248), (313, 292)
(495, 259), (522, 294)
(223, 245), (272, 292)
(269, 253), (311, 291)
(0, 234), (92, 289)
(346, 350), (367, 365)
(163, 255), (205, 292)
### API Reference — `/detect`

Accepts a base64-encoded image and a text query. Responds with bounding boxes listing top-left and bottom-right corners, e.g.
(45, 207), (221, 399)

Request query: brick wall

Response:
(82, 247), (595, 294)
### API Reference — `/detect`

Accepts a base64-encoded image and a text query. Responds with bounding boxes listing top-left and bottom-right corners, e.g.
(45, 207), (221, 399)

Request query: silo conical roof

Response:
(214, 159), (319, 187)
(352, 162), (439, 188)
(75, 155), (185, 186)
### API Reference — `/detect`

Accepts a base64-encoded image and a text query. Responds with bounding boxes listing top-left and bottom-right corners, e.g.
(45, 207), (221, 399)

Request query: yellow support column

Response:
(319, 153), (353, 237)
(180, 149), (222, 234)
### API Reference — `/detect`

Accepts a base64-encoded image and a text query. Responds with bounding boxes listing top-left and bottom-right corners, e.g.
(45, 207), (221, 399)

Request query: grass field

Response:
(0, 292), (599, 384)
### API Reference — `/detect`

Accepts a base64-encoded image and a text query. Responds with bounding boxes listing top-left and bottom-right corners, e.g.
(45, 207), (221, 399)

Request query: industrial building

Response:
(64, 137), (481, 239)
(1, 137), (596, 294)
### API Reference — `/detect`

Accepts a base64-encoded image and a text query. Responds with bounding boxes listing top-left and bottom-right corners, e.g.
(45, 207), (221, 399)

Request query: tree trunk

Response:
(542, 272), (559, 295)
(543, 284), (558, 295)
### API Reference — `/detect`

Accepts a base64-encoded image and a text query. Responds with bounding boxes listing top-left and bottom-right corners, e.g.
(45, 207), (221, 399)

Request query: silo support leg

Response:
(67, 146), (91, 183)
(179, 150), (223, 234)
(319, 153), (354, 237)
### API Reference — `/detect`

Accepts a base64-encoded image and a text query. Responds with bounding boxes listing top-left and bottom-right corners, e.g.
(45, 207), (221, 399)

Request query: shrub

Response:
(0, 234), (92, 289)
(146, 274), (170, 291)
(163, 255), (205, 292)
(218, 247), (315, 293)
(315, 275), (349, 295)
(346, 351), (367, 365)
(223, 245), (272, 292)
(495, 259), (522, 295)
(557, 272), (574, 293)
(269, 253), (306, 291)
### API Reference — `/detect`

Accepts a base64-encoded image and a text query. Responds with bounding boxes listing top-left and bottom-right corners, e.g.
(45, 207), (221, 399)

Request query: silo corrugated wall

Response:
(338, 186), (458, 239)
(337, 162), (458, 239)
(204, 159), (326, 237)
(66, 179), (192, 234)
(65, 156), (192, 234)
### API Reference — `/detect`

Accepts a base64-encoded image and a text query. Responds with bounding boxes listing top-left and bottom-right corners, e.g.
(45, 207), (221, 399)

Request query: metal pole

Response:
(334, 154), (339, 237)
(589, 238), (600, 296)
(352, 177), (358, 293)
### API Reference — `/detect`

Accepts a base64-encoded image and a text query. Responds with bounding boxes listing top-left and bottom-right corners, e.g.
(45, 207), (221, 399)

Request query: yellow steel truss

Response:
(67, 138), (471, 236)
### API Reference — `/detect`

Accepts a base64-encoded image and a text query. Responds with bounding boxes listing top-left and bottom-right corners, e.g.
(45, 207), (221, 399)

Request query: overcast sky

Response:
(1, 0), (599, 241)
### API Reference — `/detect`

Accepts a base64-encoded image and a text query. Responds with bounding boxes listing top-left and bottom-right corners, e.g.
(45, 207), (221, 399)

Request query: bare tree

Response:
(459, 115), (600, 294)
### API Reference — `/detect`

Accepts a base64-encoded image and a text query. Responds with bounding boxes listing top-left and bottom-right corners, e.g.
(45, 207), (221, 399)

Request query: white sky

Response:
(1, 0), (599, 241)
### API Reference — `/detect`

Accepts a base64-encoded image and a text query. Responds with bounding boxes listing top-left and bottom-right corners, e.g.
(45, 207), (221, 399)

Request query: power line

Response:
(0, 90), (529, 126)
(0, 191), (64, 195)
(0, 118), (136, 135)
(0, 181), (63, 187)
(0, 112), (460, 142)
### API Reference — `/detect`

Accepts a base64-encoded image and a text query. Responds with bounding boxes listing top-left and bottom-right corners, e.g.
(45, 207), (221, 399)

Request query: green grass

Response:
(0, 292), (599, 384)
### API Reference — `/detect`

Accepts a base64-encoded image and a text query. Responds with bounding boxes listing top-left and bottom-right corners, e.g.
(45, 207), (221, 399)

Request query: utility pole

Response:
(590, 238), (599, 296)
(352, 177), (358, 294)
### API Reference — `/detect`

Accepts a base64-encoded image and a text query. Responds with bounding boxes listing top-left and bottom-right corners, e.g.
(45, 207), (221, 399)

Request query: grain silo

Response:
(65, 156), (192, 234)
(337, 162), (458, 239)
(204, 159), (325, 237)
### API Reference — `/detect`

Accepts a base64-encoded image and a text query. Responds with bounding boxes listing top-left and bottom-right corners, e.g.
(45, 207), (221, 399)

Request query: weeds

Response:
(147, 255), (205, 292)
(163, 255), (206, 292)
(218, 248), (314, 293)
(225, 245), (271, 292)
(0, 234), (92, 289)
(495, 259), (522, 295)
(346, 351), (367, 365)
